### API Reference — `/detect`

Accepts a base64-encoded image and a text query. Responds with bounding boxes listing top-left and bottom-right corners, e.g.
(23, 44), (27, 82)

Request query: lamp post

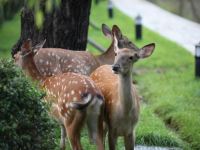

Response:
(108, 0), (113, 19)
(135, 14), (142, 40)
(195, 42), (200, 78)
(95, 0), (99, 5)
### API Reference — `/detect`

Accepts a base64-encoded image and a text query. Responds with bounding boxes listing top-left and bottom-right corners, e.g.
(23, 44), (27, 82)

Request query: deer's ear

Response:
(112, 25), (122, 39)
(138, 43), (155, 58)
(21, 39), (32, 52)
(33, 39), (46, 54)
(113, 33), (119, 53)
(102, 24), (112, 39)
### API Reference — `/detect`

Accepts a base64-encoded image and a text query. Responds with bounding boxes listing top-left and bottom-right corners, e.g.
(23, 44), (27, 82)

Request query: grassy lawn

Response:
(0, 14), (20, 58)
(1, 1), (199, 150)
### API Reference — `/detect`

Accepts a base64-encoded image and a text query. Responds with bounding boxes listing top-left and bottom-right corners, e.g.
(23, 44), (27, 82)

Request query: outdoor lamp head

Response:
(136, 14), (142, 25)
(196, 42), (200, 57)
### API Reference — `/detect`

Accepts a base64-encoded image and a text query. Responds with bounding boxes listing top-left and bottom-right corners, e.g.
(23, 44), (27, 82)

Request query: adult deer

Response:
(14, 40), (104, 150)
(33, 24), (136, 76)
(90, 25), (155, 150)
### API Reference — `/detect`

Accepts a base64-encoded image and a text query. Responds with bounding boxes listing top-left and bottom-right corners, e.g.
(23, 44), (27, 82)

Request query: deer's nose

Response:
(112, 64), (120, 72)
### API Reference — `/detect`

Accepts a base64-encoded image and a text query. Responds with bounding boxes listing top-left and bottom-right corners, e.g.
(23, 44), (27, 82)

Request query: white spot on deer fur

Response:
(41, 68), (45, 72)
(79, 91), (82, 94)
(53, 84), (56, 87)
(65, 113), (68, 118)
(91, 83), (95, 88)
(54, 68), (58, 72)
(67, 93), (70, 98)
(39, 59), (44, 63)
(65, 103), (69, 108)
(67, 110), (71, 115)
(48, 52), (51, 56)
(73, 81), (78, 84)
(46, 61), (49, 65)
(56, 55), (60, 59)
(71, 90), (75, 95)
(72, 97), (77, 101)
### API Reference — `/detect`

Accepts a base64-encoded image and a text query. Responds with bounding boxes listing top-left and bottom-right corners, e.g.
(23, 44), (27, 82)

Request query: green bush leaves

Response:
(0, 59), (57, 150)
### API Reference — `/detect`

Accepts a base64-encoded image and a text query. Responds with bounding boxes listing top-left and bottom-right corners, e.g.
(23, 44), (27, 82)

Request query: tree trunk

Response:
(12, 0), (92, 57)
(178, 0), (184, 16)
(189, 0), (200, 23)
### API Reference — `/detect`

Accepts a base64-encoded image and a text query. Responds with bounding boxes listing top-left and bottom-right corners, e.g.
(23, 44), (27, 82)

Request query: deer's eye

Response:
(129, 56), (133, 60)
(115, 53), (117, 56)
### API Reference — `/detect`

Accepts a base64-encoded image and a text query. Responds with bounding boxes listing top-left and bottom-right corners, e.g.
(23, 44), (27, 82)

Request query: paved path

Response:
(111, 0), (200, 55)
(136, 145), (181, 150)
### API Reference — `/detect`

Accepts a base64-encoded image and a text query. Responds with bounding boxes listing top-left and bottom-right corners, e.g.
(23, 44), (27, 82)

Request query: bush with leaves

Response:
(0, 59), (58, 150)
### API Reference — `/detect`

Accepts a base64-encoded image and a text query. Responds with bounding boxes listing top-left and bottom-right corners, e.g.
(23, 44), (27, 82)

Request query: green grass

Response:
(0, 14), (20, 58)
(1, 1), (199, 149)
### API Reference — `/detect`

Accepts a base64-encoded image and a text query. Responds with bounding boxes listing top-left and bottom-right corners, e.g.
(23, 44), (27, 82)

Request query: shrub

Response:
(0, 59), (57, 150)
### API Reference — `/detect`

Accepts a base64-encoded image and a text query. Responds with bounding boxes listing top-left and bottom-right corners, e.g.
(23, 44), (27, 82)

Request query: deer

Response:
(14, 39), (105, 150)
(90, 25), (155, 150)
(32, 24), (137, 77)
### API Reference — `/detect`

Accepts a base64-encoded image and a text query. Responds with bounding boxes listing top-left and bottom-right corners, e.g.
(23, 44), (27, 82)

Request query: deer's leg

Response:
(60, 124), (66, 150)
(108, 130), (117, 150)
(87, 111), (104, 150)
(66, 113), (85, 150)
(96, 110), (104, 150)
(66, 125), (82, 150)
(124, 132), (135, 150)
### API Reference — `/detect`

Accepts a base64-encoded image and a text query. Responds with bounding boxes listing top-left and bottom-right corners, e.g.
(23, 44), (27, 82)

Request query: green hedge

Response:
(0, 0), (23, 25)
(0, 59), (57, 150)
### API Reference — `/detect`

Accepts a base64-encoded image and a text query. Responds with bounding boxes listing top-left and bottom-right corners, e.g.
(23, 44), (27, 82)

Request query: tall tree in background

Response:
(12, 0), (92, 57)
(189, 0), (200, 23)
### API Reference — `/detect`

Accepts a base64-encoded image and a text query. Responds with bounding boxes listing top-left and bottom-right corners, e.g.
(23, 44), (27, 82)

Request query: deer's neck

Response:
(118, 70), (135, 113)
(22, 55), (44, 82)
(96, 42), (115, 65)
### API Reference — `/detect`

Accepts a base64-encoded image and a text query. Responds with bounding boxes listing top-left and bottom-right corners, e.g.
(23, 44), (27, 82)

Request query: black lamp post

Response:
(95, 0), (99, 5)
(108, 0), (113, 19)
(135, 14), (142, 40)
(195, 42), (200, 78)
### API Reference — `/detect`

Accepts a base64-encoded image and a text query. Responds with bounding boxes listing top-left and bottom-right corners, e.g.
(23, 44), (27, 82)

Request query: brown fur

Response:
(32, 24), (135, 77)
(14, 40), (104, 150)
(90, 25), (155, 150)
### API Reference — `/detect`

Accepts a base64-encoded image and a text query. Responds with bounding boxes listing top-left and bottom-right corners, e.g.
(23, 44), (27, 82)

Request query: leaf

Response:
(46, 0), (52, 12)
(35, 10), (44, 28)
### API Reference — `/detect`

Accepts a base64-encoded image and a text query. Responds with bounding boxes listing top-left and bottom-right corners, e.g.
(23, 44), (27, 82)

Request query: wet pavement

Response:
(111, 0), (200, 55)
